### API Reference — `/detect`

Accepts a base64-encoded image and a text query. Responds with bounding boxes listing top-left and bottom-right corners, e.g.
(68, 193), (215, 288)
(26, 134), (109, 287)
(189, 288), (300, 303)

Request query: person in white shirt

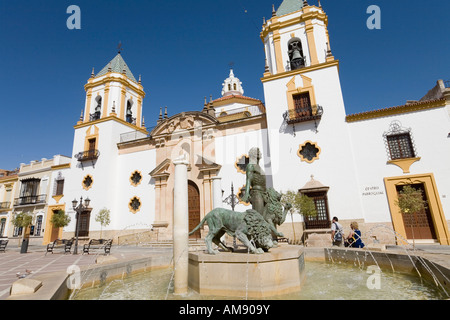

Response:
(331, 216), (344, 246)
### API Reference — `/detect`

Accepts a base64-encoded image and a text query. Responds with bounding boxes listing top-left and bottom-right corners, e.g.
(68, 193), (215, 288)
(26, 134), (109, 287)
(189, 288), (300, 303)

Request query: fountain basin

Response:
(188, 245), (305, 298)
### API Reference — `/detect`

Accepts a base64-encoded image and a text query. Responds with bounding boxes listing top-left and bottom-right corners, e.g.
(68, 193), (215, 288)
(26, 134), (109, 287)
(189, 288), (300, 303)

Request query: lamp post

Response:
(72, 196), (90, 255)
(223, 183), (239, 249)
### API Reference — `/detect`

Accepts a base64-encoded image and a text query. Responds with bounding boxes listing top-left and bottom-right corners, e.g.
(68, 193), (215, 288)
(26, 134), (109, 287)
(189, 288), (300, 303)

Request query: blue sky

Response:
(0, 0), (449, 170)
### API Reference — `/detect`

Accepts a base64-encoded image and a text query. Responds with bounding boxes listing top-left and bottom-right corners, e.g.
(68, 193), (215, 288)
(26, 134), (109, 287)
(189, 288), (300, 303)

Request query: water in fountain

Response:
(69, 223), (449, 300)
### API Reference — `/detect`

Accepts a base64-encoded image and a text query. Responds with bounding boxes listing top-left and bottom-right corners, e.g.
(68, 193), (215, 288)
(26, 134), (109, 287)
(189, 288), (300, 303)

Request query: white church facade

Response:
(2, 0), (449, 246)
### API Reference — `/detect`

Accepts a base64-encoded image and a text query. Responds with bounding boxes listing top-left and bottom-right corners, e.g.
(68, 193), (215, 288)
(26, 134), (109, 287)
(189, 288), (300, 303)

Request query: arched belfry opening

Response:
(288, 37), (305, 70)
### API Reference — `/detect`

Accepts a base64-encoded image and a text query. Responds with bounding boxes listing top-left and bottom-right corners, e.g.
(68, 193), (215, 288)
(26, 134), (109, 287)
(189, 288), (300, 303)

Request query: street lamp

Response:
(223, 183), (239, 249)
(72, 196), (90, 255)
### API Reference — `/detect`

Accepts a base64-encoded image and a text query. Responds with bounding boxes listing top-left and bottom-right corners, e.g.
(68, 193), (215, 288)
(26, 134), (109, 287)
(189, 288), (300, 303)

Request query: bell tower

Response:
(66, 51), (148, 239)
(261, 0), (334, 76)
(79, 51), (146, 129)
(260, 1), (363, 221)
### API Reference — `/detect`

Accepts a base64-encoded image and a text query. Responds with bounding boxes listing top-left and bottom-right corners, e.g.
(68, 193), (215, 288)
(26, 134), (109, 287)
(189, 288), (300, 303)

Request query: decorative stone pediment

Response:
(150, 111), (219, 137)
(149, 158), (171, 178)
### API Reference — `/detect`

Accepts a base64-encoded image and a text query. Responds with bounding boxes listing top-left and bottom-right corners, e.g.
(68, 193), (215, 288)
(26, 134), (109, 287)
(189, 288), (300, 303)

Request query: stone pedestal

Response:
(188, 245), (305, 298)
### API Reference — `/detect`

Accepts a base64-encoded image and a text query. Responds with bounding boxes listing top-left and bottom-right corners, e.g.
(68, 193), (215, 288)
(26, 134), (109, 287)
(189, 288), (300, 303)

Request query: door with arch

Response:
(188, 181), (201, 239)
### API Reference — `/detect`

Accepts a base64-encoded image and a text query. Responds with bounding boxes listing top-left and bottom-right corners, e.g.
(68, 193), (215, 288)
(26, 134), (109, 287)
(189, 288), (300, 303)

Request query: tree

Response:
(50, 210), (71, 229)
(95, 207), (111, 239)
(281, 191), (317, 243)
(395, 185), (427, 248)
(11, 212), (33, 248)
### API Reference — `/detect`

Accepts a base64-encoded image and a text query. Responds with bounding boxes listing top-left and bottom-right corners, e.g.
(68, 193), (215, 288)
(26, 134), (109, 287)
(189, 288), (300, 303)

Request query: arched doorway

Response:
(188, 180), (201, 239)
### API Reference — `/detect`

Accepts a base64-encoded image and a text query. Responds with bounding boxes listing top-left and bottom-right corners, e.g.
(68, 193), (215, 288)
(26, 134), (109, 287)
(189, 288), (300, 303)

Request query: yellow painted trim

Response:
(387, 157), (421, 174)
(85, 75), (146, 98)
(129, 196), (142, 214)
(261, 7), (328, 41)
(297, 141), (321, 163)
(52, 194), (64, 204)
(82, 174), (93, 191)
(286, 75), (317, 113)
(237, 185), (250, 206)
(346, 99), (446, 122)
(273, 29), (285, 74)
(84, 89), (93, 122)
(262, 60), (339, 82)
(137, 97), (143, 128)
(120, 85), (126, 120)
(43, 204), (65, 245)
(74, 115), (148, 135)
(129, 170), (143, 187)
(305, 21), (319, 65)
(84, 125), (99, 152)
(51, 163), (71, 170)
(102, 83), (110, 119)
(384, 173), (450, 245)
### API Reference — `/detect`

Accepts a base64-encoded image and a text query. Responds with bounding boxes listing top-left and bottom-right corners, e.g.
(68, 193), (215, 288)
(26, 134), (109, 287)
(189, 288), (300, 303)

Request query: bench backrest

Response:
(89, 239), (112, 246)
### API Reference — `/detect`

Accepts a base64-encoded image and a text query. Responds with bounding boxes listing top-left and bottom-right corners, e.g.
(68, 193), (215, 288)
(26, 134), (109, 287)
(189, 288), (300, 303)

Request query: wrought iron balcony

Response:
(283, 105), (323, 125)
(14, 195), (47, 206)
(90, 112), (101, 121)
(75, 149), (100, 162)
(0, 202), (11, 210)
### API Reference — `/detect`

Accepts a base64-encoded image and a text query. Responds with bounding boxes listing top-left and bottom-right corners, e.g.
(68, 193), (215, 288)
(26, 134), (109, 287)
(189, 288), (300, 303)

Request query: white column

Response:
(172, 154), (189, 295)
(211, 176), (222, 209)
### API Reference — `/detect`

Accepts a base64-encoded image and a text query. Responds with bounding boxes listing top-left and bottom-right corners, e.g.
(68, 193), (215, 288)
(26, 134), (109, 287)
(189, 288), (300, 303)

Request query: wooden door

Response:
(76, 210), (91, 237)
(397, 184), (437, 240)
(188, 181), (201, 239)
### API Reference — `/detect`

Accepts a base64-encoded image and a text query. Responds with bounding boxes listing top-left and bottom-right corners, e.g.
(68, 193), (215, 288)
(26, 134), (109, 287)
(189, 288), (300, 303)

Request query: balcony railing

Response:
(90, 112), (101, 121)
(75, 149), (100, 162)
(14, 195), (47, 206)
(283, 105), (323, 125)
(0, 202), (11, 209)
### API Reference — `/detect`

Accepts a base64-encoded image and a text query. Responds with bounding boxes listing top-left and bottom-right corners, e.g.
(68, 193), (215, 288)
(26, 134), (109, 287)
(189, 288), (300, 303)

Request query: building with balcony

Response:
(0, 169), (18, 238)
(6, 155), (71, 245)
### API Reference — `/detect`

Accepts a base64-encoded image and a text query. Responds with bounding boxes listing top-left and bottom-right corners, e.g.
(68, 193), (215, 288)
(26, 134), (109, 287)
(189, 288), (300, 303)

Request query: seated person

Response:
(345, 222), (365, 248)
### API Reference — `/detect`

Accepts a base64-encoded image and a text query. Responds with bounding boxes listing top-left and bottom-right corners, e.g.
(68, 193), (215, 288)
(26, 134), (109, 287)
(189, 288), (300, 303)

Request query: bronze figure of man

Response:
(241, 147), (266, 215)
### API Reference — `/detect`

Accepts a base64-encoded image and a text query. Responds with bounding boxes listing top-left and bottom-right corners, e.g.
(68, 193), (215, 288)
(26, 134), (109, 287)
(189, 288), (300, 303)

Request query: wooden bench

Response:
(46, 238), (74, 254)
(83, 239), (112, 255)
(0, 239), (8, 253)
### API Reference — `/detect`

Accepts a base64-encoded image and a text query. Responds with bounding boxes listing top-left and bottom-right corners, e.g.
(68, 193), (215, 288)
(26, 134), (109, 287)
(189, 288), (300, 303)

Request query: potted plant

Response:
(11, 212), (33, 253)
(50, 209), (71, 229)
(395, 185), (427, 249)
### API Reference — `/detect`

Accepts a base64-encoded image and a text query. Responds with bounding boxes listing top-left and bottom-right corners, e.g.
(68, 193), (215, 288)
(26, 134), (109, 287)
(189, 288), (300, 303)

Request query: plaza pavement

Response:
(0, 242), (449, 300)
(0, 243), (173, 300)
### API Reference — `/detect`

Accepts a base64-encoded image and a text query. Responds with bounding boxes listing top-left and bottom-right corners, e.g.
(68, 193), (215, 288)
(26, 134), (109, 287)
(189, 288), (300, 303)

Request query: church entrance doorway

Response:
(188, 181), (201, 239)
